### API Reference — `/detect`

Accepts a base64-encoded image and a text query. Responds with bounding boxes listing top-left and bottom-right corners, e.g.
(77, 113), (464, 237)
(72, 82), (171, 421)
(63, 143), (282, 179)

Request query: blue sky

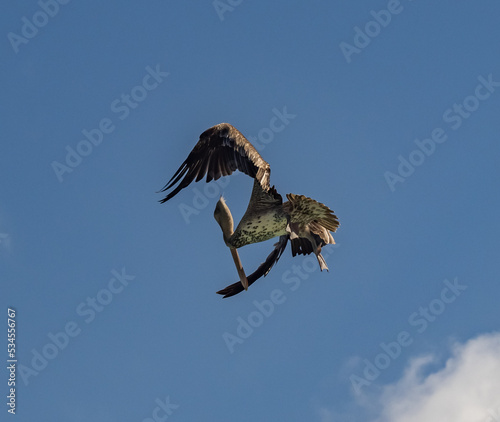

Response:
(2, 1), (500, 421)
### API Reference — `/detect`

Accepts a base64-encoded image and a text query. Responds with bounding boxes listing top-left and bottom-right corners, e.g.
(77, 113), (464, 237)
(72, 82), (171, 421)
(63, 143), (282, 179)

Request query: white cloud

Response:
(318, 332), (500, 422)
(375, 332), (500, 422)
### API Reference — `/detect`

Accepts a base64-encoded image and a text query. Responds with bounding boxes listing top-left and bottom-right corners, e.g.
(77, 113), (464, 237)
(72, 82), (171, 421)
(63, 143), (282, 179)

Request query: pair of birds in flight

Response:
(160, 123), (340, 298)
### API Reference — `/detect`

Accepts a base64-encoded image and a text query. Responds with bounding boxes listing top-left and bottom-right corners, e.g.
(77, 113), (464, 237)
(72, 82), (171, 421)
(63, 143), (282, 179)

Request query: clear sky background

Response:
(2, 1), (500, 421)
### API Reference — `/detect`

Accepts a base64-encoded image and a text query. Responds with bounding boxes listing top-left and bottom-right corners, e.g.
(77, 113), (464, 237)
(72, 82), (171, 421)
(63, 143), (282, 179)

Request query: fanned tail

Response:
(284, 193), (339, 271)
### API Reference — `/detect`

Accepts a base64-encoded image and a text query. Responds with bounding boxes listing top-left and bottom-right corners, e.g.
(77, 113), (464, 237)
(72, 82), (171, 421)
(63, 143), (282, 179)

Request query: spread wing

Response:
(216, 235), (289, 298)
(284, 194), (340, 233)
(160, 123), (270, 203)
(284, 194), (340, 271)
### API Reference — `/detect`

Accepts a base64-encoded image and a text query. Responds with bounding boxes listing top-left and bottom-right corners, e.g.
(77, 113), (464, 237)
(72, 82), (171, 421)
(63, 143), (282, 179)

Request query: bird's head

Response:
(214, 196), (234, 244)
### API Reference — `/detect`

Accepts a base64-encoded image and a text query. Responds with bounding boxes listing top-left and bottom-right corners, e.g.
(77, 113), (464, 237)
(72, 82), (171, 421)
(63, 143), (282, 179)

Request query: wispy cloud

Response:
(318, 332), (500, 422)
(374, 332), (500, 422)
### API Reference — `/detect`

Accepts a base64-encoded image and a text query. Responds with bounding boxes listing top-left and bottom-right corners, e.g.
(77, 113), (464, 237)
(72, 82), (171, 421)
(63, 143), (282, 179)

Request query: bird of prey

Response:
(160, 123), (339, 297)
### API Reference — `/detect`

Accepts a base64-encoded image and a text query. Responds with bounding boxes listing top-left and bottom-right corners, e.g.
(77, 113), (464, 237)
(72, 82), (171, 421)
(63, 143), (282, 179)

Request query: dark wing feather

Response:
(290, 237), (314, 256)
(160, 123), (270, 203)
(216, 235), (289, 298)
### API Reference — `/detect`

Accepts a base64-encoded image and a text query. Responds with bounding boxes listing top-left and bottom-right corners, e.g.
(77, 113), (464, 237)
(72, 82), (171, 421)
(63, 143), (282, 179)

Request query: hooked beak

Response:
(230, 248), (248, 291)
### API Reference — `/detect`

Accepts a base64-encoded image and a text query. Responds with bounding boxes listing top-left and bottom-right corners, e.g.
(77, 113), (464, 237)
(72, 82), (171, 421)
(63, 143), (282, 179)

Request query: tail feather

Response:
(284, 193), (339, 272)
(316, 252), (329, 271)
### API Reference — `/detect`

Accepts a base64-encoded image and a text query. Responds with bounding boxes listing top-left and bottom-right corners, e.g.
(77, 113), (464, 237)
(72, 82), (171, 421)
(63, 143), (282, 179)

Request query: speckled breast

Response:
(230, 209), (288, 248)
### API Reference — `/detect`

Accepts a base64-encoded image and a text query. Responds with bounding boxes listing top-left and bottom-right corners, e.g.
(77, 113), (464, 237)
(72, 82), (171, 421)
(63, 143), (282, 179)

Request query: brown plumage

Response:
(160, 123), (270, 203)
(160, 123), (340, 297)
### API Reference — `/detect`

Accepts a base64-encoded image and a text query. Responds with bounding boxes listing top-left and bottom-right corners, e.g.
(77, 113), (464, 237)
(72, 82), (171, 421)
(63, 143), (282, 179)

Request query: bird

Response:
(160, 123), (340, 297)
